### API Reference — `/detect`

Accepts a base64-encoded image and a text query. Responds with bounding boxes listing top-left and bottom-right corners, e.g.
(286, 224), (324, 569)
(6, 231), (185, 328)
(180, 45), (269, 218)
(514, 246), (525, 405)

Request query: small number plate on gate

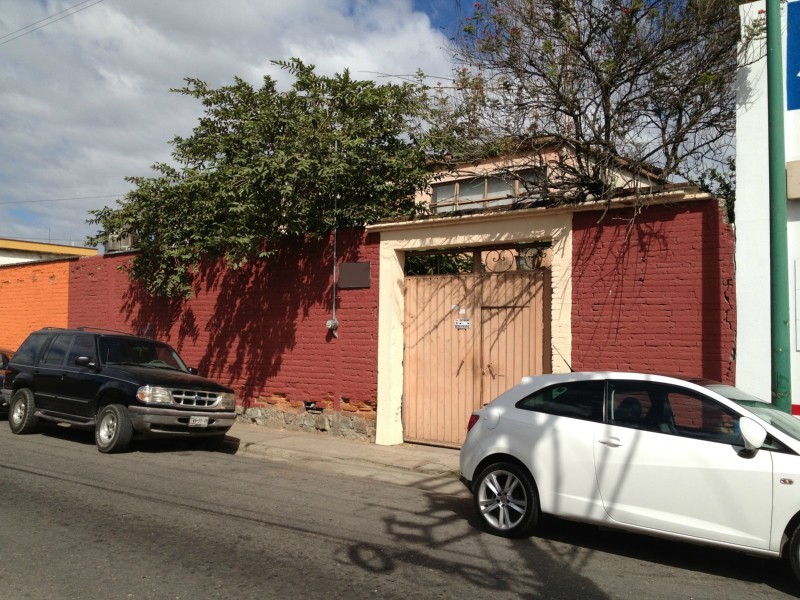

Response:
(188, 416), (209, 427)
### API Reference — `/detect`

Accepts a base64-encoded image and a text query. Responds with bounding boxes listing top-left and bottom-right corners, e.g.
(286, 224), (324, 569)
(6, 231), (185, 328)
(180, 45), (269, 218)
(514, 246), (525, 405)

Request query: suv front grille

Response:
(170, 389), (221, 408)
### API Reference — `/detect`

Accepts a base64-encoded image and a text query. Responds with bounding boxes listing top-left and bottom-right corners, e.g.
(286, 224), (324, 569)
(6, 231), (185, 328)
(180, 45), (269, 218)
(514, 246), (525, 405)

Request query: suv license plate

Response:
(188, 416), (209, 428)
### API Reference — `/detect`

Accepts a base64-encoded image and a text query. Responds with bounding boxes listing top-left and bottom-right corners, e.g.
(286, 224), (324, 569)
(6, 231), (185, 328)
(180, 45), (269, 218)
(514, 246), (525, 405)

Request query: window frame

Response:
(430, 167), (547, 213)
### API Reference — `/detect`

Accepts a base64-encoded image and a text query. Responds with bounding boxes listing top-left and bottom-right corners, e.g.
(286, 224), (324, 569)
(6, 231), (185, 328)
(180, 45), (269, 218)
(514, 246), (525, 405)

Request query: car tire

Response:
(8, 388), (38, 434)
(95, 404), (134, 454)
(788, 523), (800, 582)
(473, 461), (540, 538)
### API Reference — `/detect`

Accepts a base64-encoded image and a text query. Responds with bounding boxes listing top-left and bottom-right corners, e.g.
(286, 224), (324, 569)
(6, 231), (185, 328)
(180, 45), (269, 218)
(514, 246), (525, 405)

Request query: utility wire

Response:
(0, 194), (124, 206)
(0, 0), (108, 47)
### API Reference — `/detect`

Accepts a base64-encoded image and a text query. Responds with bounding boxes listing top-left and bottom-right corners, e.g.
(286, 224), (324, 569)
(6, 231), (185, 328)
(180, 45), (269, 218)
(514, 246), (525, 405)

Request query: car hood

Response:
(101, 365), (234, 392)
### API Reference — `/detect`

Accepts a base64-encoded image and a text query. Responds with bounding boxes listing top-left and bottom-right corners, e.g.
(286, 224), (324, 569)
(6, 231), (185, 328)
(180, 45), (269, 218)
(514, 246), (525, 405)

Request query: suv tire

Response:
(95, 404), (134, 453)
(9, 388), (38, 434)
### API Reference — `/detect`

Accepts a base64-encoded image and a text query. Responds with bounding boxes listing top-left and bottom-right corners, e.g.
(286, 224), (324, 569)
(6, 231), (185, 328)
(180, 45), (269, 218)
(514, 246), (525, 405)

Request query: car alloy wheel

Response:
(474, 462), (539, 538)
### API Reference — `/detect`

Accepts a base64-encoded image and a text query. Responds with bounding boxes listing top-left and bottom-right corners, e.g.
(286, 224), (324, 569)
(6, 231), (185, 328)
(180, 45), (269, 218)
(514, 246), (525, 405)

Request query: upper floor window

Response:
(431, 168), (546, 213)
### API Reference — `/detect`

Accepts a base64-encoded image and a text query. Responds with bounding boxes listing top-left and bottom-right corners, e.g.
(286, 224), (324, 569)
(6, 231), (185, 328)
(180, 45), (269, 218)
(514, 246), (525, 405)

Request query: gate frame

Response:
(368, 207), (574, 445)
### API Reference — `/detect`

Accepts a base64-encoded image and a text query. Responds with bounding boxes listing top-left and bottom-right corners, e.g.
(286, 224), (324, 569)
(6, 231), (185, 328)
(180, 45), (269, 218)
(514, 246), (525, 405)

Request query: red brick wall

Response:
(571, 200), (736, 383)
(67, 229), (379, 411)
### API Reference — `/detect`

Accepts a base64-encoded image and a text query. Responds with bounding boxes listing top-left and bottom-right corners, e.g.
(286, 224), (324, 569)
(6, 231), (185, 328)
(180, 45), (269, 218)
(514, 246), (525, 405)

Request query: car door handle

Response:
(598, 437), (623, 447)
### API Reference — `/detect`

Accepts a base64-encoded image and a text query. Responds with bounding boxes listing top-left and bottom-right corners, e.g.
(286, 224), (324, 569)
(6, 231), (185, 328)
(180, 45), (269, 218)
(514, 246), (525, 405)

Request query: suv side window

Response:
(516, 381), (605, 422)
(66, 335), (96, 366)
(12, 333), (49, 365)
(40, 334), (73, 367)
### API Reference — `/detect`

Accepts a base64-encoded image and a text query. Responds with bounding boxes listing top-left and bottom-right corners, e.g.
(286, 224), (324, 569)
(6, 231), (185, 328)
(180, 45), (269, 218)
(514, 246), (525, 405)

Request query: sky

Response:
(0, 0), (465, 247)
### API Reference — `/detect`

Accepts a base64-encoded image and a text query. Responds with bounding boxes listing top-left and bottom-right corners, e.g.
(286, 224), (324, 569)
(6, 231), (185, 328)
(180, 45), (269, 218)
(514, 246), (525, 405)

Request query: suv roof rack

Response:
(76, 326), (135, 336)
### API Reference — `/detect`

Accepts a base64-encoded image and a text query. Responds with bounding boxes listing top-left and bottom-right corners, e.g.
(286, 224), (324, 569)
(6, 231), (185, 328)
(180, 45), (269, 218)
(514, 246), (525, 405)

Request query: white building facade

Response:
(736, 0), (800, 407)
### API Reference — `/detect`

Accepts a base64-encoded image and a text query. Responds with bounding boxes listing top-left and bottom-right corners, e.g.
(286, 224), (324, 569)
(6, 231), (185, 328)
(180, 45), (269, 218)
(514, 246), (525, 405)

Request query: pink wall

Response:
(571, 200), (736, 383)
(68, 229), (379, 411)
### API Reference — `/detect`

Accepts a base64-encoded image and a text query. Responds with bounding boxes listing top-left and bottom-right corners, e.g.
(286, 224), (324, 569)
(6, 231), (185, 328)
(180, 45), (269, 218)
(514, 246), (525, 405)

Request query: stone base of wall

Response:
(235, 405), (376, 442)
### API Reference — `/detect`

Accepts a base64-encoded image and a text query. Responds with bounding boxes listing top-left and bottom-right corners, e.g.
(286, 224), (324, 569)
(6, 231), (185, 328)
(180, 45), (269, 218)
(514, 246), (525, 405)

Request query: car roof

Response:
(517, 371), (702, 385)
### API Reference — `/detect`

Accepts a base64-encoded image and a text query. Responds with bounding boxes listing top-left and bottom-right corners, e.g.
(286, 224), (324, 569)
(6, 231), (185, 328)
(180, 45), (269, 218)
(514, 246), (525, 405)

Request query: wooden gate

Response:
(403, 270), (549, 447)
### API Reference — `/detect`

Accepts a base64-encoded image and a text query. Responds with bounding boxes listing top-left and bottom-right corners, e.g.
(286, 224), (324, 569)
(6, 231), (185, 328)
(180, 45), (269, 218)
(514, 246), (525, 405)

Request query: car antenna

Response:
(553, 346), (574, 372)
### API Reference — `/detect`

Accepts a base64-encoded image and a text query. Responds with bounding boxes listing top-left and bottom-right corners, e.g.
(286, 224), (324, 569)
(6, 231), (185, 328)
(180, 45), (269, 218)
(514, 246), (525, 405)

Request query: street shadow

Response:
(28, 421), (242, 455)
(342, 481), (798, 598)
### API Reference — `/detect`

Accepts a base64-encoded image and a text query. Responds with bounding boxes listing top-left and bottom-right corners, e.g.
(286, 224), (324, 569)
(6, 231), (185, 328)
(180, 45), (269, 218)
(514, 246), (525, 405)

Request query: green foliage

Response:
(89, 59), (433, 298)
(405, 251), (475, 275)
(685, 157), (736, 222)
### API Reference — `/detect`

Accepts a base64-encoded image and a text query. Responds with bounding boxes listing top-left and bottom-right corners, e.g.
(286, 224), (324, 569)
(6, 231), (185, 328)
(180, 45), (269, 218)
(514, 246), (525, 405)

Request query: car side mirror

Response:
(739, 416), (767, 452)
(187, 367), (198, 375)
(74, 356), (96, 369)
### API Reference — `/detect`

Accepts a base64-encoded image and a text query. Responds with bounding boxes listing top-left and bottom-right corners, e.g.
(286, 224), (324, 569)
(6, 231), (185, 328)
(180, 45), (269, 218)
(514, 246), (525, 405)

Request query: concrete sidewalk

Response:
(223, 422), (465, 494)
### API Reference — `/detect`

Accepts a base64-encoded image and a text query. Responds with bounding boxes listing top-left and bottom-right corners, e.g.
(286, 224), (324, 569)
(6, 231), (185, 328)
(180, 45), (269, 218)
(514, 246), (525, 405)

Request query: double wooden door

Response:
(403, 271), (550, 447)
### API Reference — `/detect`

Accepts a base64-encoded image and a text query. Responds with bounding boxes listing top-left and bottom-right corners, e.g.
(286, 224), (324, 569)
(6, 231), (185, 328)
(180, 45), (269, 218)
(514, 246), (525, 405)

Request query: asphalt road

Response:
(0, 422), (798, 600)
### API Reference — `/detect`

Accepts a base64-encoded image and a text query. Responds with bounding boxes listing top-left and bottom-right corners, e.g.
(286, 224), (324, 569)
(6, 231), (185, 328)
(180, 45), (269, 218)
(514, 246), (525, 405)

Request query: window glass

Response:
(609, 388), (653, 428)
(67, 335), (96, 365)
(459, 179), (485, 203)
(431, 183), (456, 204)
(610, 381), (742, 444)
(99, 337), (188, 372)
(486, 177), (514, 200)
(12, 334), (49, 366)
(41, 335), (73, 366)
(516, 381), (605, 422)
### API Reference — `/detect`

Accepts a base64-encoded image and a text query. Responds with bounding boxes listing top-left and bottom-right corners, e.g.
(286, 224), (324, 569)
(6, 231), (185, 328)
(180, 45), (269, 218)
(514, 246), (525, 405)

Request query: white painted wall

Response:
(736, 1), (800, 403)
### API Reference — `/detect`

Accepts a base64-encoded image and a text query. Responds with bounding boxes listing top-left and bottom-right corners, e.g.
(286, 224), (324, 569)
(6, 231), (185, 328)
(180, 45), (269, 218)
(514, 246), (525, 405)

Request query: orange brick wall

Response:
(0, 260), (72, 351)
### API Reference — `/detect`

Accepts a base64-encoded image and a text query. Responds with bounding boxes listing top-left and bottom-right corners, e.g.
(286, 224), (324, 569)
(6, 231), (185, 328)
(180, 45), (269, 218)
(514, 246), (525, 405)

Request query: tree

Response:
(89, 59), (433, 298)
(431, 0), (757, 206)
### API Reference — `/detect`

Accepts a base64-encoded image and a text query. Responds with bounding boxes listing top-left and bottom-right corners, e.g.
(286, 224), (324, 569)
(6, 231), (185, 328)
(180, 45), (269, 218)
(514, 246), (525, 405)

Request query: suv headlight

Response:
(220, 392), (236, 409)
(136, 385), (173, 404)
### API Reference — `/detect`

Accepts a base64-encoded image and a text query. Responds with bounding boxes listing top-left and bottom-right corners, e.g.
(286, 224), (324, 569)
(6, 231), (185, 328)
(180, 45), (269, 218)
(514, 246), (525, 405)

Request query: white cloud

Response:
(0, 0), (453, 245)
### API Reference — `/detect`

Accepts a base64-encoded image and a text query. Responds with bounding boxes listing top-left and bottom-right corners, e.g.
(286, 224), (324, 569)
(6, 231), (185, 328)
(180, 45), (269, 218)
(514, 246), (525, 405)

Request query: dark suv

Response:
(1, 327), (236, 453)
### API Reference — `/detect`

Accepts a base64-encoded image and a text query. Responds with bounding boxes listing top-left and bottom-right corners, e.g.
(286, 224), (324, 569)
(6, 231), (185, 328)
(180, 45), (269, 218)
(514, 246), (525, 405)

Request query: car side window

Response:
(40, 334), (73, 367)
(66, 335), (96, 366)
(666, 388), (741, 444)
(11, 333), (49, 365)
(516, 381), (605, 422)
(610, 381), (741, 444)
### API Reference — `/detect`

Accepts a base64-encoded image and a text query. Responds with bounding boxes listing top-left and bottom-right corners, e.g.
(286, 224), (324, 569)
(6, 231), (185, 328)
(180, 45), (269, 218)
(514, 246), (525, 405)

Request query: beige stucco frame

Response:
(367, 207), (574, 445)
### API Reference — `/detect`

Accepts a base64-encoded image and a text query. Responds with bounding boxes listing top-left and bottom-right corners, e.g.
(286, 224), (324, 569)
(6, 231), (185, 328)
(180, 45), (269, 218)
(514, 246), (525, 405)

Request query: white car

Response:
(459, 372), (800, 581)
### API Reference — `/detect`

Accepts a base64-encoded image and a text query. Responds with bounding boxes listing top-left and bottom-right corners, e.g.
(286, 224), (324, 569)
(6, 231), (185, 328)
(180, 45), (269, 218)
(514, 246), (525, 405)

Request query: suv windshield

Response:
(706, 383), (800, 443)
(98, 336), (188, 372)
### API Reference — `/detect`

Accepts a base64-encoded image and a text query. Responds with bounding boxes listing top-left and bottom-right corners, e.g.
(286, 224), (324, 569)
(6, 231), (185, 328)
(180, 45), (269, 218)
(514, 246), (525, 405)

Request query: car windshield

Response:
(707, 384), (800, 442)
(98, 337), (188, 372)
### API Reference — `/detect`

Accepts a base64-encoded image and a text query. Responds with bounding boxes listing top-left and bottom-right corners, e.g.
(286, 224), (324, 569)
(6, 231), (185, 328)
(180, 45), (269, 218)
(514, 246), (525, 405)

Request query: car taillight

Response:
(467, 414), (479, 432)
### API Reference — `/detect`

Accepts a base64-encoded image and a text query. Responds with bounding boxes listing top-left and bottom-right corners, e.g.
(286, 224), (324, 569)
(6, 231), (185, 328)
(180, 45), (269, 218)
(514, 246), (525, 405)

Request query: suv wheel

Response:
(9, 388), (38, 434)
(95, 404), (134, 453)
